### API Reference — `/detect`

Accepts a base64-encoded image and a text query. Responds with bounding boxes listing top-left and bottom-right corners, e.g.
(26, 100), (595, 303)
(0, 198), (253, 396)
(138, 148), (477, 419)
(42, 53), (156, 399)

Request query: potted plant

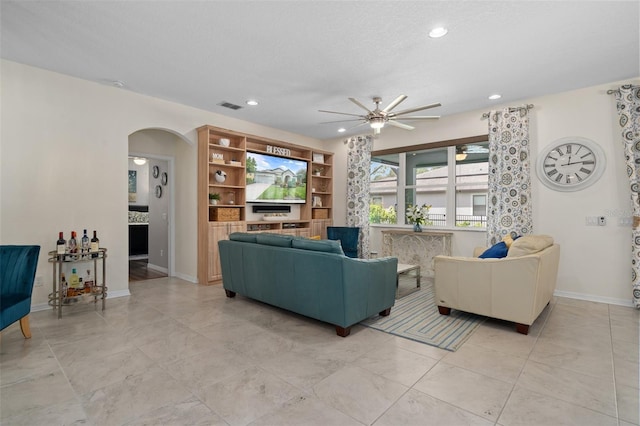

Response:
(209, 193), (220, 205)
(313, 167), (324, 176)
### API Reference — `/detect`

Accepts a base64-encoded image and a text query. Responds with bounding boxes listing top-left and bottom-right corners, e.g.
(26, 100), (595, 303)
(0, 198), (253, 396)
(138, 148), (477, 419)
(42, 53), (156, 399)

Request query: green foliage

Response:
(369, 204), (397, 224)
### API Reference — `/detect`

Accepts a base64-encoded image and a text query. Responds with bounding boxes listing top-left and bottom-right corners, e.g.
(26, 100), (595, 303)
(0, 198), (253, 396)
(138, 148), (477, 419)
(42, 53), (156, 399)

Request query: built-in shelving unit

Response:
(197, 125), (333, 285)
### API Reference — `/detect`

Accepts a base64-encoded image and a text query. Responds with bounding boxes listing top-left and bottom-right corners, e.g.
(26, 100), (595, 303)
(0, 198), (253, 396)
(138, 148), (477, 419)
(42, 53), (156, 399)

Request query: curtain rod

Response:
(607, 84), (640, 95)
(481, 104), (534, 120)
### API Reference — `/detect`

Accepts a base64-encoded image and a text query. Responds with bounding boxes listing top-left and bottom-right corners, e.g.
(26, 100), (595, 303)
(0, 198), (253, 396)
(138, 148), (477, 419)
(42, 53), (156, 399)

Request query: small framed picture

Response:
(313, 153), (325, 163)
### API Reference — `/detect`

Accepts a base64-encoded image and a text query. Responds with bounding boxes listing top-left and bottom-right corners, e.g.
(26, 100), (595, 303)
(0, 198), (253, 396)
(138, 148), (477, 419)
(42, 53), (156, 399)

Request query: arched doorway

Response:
(128, 128), (189, 282)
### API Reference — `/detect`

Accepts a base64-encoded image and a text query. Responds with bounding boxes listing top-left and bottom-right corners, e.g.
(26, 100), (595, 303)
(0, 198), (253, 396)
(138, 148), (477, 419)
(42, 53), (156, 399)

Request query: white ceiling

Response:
(2, 1), (638, 140)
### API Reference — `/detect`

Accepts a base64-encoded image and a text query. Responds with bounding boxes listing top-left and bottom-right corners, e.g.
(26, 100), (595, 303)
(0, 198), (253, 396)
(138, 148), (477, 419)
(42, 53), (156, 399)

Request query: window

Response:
(370, 136), (488, 229)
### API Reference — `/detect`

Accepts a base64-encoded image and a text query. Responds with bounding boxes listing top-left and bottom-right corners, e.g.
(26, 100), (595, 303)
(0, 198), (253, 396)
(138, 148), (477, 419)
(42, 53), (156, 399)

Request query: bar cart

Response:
(47, 248), (107, 319)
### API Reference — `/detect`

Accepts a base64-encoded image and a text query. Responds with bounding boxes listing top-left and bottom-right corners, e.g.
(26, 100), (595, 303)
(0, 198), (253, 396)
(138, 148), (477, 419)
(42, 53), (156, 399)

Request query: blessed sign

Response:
(266, 145), (291, 157)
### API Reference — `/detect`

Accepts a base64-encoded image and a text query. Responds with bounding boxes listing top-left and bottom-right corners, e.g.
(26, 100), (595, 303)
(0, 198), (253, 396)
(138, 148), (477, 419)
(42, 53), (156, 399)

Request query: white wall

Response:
(326, 78), (640, 306)
(1, 60), (324, 307)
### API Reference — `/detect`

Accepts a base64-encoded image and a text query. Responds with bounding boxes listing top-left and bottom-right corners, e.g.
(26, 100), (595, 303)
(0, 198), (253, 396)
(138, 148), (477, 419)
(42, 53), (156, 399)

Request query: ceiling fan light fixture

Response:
(369, 117), (385, 129)
(429, 27), (448, 38)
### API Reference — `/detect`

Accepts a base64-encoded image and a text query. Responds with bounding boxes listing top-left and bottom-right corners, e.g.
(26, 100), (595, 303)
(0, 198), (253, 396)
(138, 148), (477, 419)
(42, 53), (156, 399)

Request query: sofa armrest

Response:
(341, 256), (398, 326)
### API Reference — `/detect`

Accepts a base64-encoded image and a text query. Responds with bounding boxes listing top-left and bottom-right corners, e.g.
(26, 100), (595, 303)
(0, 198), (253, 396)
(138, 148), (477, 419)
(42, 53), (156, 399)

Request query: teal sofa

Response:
(218, 233), (398, 337)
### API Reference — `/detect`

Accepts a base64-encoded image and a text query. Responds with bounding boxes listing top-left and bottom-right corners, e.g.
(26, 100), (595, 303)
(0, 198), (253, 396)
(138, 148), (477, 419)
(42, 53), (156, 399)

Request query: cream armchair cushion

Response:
(434, 242), (560, 334)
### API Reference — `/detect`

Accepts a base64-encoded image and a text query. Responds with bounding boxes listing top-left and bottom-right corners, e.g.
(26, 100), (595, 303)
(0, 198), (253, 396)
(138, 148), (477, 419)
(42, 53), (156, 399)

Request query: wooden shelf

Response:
(198, 125), (334, 285)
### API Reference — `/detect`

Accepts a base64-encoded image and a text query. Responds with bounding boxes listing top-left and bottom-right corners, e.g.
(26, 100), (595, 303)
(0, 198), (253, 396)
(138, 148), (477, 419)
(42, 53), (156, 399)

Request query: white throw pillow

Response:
(507, 235), (554, 257)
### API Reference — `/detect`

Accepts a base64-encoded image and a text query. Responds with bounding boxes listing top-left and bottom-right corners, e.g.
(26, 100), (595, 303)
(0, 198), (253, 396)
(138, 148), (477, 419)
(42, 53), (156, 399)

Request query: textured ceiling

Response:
(2, 1), (639, 140)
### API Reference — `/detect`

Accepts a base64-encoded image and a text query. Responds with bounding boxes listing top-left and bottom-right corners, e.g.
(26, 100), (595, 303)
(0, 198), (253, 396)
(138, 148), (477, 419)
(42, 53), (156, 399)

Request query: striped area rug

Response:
(361, 283), (484, 351)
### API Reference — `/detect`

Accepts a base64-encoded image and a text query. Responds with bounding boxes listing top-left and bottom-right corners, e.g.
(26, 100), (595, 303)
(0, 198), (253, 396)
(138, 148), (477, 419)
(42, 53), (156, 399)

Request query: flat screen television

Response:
(246, 151), (307, 204)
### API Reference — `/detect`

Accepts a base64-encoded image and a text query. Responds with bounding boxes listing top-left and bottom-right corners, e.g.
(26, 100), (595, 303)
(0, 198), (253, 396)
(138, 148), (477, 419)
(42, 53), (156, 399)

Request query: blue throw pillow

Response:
(478, 241), (508, 259)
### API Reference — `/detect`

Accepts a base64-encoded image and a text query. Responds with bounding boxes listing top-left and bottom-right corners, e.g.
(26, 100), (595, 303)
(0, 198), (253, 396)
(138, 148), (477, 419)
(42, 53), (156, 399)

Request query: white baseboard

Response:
(553, 289), (635, 308)
(147, 263), (168, 274)
(174, 272), (198, 284)
(31, 289), (132, 312)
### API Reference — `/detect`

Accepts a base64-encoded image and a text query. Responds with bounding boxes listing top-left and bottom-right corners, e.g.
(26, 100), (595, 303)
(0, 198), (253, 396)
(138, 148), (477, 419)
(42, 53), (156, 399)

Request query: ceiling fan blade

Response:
(318, 109), (365, 118)
(390, 102), (442, 117)
(387, 120), (415, 131)
(382, 95), (407, 113)
(319, 118), (366, 124)
(394, 116), (440, 120)
(346, 121), (369, 130)
(348, 97), (374, 114)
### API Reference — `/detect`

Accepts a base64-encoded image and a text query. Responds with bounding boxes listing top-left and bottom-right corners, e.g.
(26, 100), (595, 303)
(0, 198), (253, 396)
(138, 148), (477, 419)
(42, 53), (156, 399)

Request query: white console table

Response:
(381, 230), (452, 278)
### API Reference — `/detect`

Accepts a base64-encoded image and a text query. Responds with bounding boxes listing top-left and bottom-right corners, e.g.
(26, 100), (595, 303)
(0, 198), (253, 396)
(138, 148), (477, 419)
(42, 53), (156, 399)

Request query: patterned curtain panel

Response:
(486, 107), (533, 246)
(346, 135), (373, 259)
(614, 84), (640, 308)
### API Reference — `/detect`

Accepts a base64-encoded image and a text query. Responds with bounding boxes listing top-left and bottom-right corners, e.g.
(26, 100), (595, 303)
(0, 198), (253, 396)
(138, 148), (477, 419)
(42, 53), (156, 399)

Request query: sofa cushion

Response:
(478, 241), (509, 259)
(507, 235), (554, 257)
(292, 238), (345, 255)
(255, 233), (294, 247)
(229, 232), (257, 243)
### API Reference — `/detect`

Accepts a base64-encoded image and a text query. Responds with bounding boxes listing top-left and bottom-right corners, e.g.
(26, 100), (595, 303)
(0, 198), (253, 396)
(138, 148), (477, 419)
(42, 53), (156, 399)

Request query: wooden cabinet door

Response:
(208, 221), (245, 282)
(311, 219), (332, 239)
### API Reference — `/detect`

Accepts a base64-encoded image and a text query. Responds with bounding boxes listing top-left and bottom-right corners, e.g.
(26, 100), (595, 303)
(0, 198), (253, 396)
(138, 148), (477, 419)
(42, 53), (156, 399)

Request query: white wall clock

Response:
(536, 137), (606, 192)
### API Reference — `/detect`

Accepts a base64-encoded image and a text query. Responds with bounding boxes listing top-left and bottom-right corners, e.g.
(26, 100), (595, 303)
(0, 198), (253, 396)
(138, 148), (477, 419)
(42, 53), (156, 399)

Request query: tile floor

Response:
(1, 277), (638, 426)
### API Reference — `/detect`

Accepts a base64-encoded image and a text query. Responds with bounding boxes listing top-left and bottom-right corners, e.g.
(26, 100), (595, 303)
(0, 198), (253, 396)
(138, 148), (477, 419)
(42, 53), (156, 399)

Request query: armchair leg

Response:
(437, 306), (451, 315)
(19, 315), (32, 339)
(515, 323), (529, 335)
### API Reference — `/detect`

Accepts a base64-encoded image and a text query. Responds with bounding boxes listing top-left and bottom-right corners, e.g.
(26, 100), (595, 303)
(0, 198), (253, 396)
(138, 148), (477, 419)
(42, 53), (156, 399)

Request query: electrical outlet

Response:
(34, 276), (44, 287)
(598, 216), (607, 226)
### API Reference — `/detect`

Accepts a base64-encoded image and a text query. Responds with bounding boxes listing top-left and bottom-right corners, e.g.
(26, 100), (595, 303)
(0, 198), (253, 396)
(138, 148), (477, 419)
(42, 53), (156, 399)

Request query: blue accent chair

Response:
(1, 245), (40, 339)
(327, 227), (360, 258)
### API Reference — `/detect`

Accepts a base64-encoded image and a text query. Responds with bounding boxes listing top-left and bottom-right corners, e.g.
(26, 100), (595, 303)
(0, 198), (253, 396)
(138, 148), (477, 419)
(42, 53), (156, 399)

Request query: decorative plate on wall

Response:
(152, 165), (160, 178)
(536, 137), (606, 192)
(155, 184), (163, 198)
(161, 172), (168, 186)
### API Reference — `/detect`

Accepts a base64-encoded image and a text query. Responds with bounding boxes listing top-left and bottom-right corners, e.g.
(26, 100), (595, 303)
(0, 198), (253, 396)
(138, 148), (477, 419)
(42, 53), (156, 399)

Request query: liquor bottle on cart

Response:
(90, 230), (99, 257)
(56, 232), (66, 255)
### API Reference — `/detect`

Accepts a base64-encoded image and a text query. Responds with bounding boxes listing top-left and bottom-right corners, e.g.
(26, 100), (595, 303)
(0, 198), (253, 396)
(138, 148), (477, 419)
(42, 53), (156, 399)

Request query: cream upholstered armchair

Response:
(434, 235), (560, 334)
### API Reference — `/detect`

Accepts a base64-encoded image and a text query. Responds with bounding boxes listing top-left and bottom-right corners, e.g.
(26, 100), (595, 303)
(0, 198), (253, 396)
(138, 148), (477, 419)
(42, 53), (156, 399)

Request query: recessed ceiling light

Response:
(338, 128), (346, 133)
(246, 100), (259, 106)
(429, 27), (448, 38)
(488, 94), (502, 100)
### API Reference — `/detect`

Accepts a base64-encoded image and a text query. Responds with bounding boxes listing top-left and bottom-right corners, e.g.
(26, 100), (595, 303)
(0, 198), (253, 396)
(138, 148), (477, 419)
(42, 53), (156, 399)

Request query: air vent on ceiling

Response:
(217, 101), (243, 110)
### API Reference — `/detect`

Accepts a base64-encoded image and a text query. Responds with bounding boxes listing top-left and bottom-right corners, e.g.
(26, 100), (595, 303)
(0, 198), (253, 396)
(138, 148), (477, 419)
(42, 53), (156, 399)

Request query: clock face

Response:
(537, 137), (606, 191)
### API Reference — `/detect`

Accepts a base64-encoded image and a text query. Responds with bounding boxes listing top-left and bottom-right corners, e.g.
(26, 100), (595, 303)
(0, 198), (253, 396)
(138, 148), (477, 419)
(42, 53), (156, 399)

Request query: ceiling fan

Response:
(319, 95), (441, 135)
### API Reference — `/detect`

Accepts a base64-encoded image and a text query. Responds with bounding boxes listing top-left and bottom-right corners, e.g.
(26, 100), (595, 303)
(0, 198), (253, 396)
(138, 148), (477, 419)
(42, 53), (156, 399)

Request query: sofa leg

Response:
(379, 308), (391, 316)
(437, 306), (451, 315)
(19, 315), (31, 339)
(515, 323), (529, 335)
(224, 289), (236, 298)
(335, 326), (351, 337)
